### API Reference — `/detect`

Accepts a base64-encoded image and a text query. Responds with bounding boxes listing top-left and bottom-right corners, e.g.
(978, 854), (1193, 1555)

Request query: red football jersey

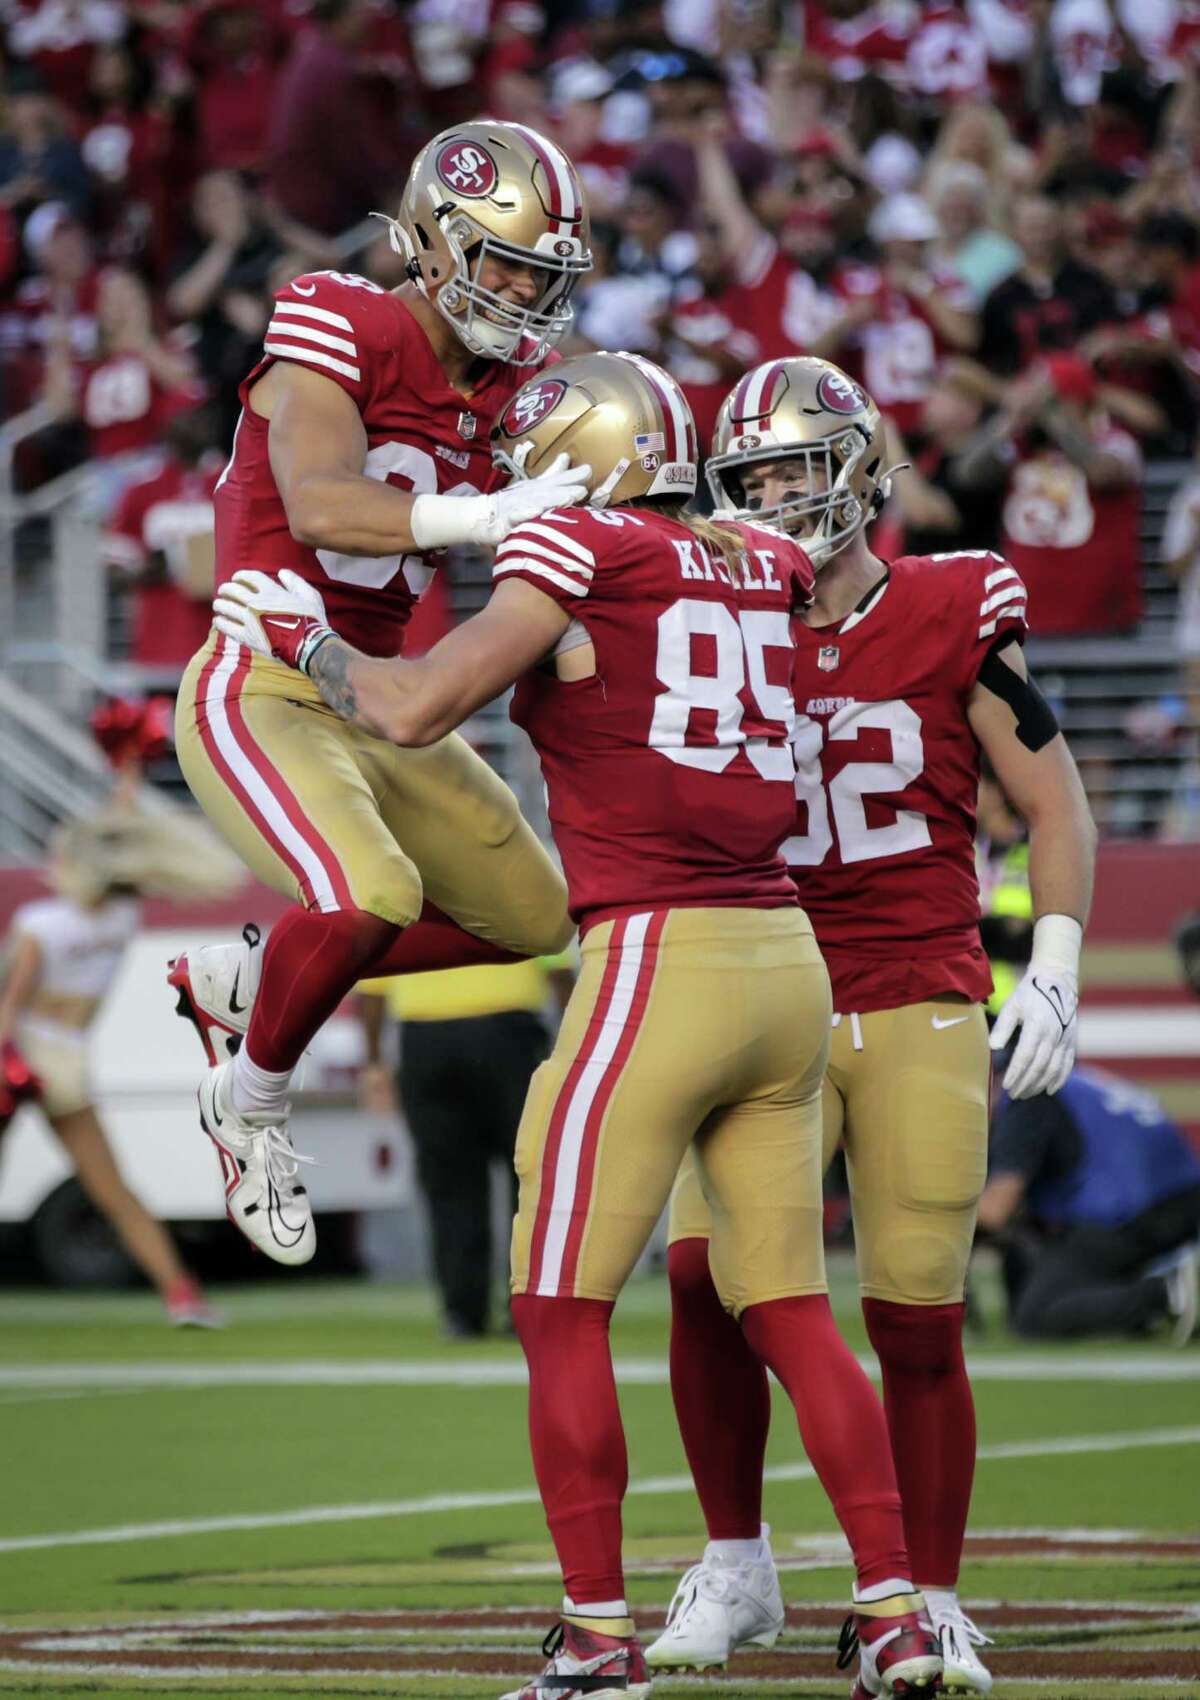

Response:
(786, 551), (1028, 1012)
(494, 507), (814, 929)
(214, 271), (538, 657)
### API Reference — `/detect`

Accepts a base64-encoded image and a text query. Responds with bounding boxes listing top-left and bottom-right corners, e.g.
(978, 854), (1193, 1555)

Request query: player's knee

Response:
(863, 1225), (970, 1306)
(863, 1296), (965, 1373)
(349, 853), (423, 928)
(667, 1236), (717, 1308)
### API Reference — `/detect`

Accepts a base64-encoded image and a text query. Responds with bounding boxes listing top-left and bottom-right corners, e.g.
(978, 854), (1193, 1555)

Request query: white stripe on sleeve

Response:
(979, 599), (1027, 639)
(266, 319), (358, 359)
(264, 342), (362, 383)
(272, 300), (355, 333)
(494, 538), (595, 579)
(493, 557), (590, 598)
(979, 581), (1028, 618)
(499, 523), (596, 567)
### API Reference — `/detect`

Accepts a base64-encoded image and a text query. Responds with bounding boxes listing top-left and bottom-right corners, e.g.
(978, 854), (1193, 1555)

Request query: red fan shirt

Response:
(786, 550), (1028, 1012)
(215, 271), (544, 657)
(494, 506), (814, 929)
(104, 456), (222, 667)
(1000, 426), (1142, 635)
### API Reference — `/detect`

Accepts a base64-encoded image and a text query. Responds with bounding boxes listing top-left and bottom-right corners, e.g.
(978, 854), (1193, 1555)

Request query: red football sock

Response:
(863, 1298), (974, 1589)
(245, 906), (398, 1072)
(741, 1295), (909, 1589)
(368, 902), (523, 975)
(511, 1294), (627, 1607)
(668, 1237), (770, 1541)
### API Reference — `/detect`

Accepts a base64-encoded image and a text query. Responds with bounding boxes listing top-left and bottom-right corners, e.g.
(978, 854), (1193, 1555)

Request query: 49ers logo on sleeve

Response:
(436, 141), (498, 197)
(500, 378), (567, 436)
(816, 369), (865, 415)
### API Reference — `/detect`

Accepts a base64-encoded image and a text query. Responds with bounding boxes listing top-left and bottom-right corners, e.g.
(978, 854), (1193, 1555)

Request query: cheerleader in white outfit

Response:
(0, 807), (241, 1325)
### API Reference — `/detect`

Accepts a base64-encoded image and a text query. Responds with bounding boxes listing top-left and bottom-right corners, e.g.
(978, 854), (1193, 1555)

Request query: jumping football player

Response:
(212, 350), (945, 1700)
(647, 357), (1096, 1697)
(170, 122), (594, 1265)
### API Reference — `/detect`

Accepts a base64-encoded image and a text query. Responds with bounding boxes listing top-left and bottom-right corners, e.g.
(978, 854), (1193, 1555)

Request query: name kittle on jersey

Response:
(786, 549), (1029, 1015)
(673, 536), (785, 590)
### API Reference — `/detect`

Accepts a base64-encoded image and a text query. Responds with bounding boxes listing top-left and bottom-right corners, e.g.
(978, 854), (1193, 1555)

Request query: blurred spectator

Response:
(359, 953), (573, 1339)
(826, 191), (977, 437)
(264, 0), (409, 237)
(80, 40), (175, 273)
(979, 1063), (1200, 1344)
(898, 368), (1005, 556)
(3, 202), (99, 412)
(922, 101), (1033, 220)
(42, 265), (200, 514)
(166, 171), (285, 441)
(0, 63), (91, 224)
(1176, 911), (1200, 997)
(957, 353), (1143, 636)
(102, 404), (222, 672)
(180, 0), (290, 174)
(927, 162), (1020, 304)
(978, 194), (1117, 377)
(6, 0), (125, 119)
(665, 220), (762, 453)
(629, 48), (772, 219)
(569, 219), (673, 356)
(550, 58), (632, 220)
(1160, 453), (1200, 727)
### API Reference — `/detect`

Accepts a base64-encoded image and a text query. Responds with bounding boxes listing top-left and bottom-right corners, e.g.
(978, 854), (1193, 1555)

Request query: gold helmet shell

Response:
(492, 351), (699, 506)
(388, 120), (591, 365)
(707, 357), (890, 564)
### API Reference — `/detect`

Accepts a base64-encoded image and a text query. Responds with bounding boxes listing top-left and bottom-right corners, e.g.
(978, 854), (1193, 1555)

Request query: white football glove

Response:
(213, 568), (334, 672)
(989, 915), (1083, 1099)
(409, 453), (592, 551)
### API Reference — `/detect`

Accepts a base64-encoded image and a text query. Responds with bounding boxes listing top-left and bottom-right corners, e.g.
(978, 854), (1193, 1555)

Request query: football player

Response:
(647, 357), (1096, 1698)
(213, 351), (945, 1700)
(169, 122), (595, 1266)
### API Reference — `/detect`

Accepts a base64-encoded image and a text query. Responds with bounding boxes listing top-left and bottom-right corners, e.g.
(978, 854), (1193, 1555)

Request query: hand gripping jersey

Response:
(786, 550), (1027, 1012)
(493, 507), (815, 927)
(214, 271), (543, 657)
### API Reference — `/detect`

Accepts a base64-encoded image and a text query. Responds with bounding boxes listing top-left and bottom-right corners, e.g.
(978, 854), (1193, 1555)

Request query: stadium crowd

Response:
(1, 0), (1199, 829)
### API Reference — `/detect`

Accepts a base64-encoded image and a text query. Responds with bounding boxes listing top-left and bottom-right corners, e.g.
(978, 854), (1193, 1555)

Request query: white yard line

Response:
(0, 1351), (1196, 1391)
(0, 1425), (1196, 1557)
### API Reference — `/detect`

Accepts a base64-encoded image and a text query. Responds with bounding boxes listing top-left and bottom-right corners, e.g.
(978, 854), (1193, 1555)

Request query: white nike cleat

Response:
(928, 1595), (993, 1694)
(168, 923), (262, 1066)
(645, 1529), (785, 1671)
(198, 1060), (315, 1265)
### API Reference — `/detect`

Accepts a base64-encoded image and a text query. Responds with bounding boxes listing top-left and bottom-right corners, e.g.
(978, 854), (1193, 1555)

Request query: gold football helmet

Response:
(707, 357), (892, 563)
(492, 351), (698, 505)
(386, 120), (591, 365)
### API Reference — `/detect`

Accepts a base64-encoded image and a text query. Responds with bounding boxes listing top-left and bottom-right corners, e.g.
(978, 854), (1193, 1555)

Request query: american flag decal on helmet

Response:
(978, 562), (1028, 639)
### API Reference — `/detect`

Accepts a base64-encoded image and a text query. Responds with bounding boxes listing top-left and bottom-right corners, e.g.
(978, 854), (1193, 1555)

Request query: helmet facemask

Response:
(387, 195), (588, 365)
(708, 428), (881, 567)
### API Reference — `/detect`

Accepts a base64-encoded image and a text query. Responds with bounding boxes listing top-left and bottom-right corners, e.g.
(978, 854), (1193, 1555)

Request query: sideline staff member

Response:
(360, 954), (572, 1337)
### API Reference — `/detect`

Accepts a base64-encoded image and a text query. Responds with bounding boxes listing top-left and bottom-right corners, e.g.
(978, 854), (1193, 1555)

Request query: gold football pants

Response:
(511, 905), (831, 1314)
(175, 633), (571, 953)
(670, 998), (990, 1306)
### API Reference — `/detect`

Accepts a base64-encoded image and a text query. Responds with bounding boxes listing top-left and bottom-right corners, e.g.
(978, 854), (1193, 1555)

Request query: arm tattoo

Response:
(308, 638), (370, 731)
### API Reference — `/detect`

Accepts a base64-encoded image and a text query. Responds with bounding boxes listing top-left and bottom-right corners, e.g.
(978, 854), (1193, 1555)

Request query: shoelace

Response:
(663, 1562), (737, 1630)
(261, 1125), (314, 1194)
(937, 1605), (993, 1649)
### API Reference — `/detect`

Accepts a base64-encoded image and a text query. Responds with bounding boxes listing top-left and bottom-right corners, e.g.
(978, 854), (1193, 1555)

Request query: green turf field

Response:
(1, 1259), (1197, 1699)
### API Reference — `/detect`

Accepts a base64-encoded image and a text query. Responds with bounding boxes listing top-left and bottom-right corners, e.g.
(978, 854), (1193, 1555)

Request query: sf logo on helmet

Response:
(817, 369), (864, 415)
(436, 142), (498, 197)
(502, 379), (566, 436)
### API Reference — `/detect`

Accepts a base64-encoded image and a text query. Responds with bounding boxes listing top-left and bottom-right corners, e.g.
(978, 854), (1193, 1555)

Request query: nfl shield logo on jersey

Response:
(457, 412), (477, 440)
(818, 645), (840, 671)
